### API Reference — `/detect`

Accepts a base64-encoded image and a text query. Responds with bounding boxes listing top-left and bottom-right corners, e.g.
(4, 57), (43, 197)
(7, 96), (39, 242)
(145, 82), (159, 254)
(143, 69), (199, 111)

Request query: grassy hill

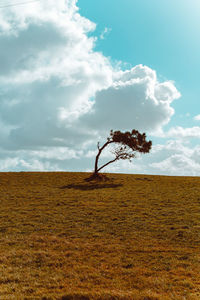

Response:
(0, 172), (200, 299)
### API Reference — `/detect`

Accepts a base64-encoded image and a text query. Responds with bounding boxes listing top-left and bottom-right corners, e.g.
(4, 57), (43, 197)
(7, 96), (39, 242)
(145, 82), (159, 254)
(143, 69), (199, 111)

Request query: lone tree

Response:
(90, 129), (152, 180)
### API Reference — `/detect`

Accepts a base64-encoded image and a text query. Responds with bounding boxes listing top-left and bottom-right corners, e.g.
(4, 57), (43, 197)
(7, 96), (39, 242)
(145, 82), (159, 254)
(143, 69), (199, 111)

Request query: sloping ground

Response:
(0, 172), (199, 299)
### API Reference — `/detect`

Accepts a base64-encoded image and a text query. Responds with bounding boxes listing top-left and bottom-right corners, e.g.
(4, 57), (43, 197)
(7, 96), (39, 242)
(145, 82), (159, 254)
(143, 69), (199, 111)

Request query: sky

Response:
(0, 0), (200, 175)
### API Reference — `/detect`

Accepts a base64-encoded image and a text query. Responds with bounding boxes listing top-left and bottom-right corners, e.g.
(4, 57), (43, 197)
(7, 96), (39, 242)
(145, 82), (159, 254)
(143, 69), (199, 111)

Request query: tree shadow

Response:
(59, 183), (123, 191)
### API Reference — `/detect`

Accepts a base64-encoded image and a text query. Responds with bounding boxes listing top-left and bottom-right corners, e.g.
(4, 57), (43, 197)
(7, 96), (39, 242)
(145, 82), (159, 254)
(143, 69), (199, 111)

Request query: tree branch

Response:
(97, 156), (119, 173)
(94, 140), (114, 173)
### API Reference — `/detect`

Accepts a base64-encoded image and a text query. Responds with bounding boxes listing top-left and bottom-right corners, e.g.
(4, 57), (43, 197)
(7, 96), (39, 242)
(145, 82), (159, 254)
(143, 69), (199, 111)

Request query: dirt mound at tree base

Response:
(84, 173), (110, 182)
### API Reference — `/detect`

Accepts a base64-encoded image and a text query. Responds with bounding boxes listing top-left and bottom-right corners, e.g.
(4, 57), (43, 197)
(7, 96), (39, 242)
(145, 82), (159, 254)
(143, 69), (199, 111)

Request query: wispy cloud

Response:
(163, 126), (200, 139)
(100, 27), (112, 40)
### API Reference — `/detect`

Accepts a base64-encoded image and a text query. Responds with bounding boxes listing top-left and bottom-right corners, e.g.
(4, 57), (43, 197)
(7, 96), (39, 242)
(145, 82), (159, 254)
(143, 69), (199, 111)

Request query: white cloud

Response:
(0, 0), (113, 151)
(163, 126), (200, 139)
(79, 65), (180, 135)
(148, 141), (200, 176)
(150, 154), (199, 176)
(194, 114), (200, 121)
(0, 0), (183, 173)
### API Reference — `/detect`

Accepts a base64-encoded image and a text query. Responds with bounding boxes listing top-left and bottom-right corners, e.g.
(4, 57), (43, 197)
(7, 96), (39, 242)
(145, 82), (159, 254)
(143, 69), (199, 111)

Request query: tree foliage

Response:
(93, 129), (152, 176)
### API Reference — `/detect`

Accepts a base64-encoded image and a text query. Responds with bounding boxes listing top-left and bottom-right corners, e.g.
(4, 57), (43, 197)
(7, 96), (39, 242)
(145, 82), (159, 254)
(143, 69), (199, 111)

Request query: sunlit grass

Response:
(0, 172), (200, 299)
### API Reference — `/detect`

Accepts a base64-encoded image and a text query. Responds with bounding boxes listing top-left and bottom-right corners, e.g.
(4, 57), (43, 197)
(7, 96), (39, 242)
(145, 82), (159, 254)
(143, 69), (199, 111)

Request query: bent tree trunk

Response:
(94, 140), (116, 175)
(94, 141), (109, 174)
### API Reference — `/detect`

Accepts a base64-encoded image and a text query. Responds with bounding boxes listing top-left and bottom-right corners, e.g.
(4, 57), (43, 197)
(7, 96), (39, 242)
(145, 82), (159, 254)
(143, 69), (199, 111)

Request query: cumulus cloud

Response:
(0, 0), (113, 151)
(0, 0), (181, 172)
(79, 65), (180, 134)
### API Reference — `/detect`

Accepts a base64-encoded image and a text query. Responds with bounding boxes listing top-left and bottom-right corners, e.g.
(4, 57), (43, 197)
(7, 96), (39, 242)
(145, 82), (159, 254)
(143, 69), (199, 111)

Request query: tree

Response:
(91, 129), (152, 179)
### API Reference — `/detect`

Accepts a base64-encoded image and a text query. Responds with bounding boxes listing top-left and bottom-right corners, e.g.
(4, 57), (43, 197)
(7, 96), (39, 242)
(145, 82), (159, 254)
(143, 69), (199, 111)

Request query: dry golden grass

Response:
(0, 172), (200, 299)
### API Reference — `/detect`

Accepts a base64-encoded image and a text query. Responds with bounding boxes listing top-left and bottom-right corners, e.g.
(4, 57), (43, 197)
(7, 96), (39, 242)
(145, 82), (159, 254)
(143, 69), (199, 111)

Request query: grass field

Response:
(0, 172), (200, 299)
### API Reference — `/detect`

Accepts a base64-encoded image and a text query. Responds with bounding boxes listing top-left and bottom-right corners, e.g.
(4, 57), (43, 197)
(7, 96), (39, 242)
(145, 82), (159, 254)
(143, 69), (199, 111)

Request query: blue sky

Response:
(0, 0), (200, 175)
